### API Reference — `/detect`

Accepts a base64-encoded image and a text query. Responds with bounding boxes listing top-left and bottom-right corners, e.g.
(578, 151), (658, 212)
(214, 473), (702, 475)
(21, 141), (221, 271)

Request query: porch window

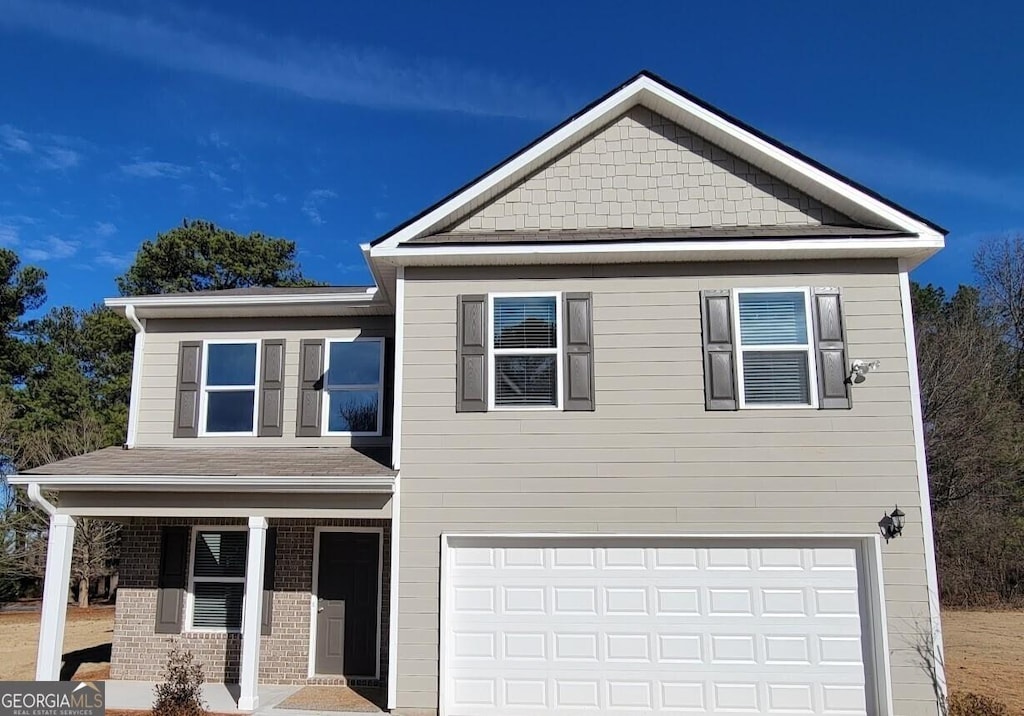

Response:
(189, 529), (247, 631)
(490, 294), (561, 408)
(323, 338), (384, 435)
(201, 341), (259, 435)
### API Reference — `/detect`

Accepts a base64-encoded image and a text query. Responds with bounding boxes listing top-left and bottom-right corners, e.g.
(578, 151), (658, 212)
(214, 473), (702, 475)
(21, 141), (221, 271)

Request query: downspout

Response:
(27, 483), (57, 516)
(124, 304), (146, 449)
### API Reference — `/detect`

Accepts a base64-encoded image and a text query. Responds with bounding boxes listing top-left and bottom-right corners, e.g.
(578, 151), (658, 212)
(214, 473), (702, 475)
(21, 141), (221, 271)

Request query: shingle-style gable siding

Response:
(444, 106), (856, 233)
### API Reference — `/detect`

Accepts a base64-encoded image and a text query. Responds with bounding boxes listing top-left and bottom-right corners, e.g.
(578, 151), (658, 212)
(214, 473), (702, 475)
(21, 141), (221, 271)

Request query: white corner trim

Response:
(897, 264), (946, 700)
(10, 475), (396, 493)
(371, 74), (945, 252)
(386, 472), (401, 710)
(124, 304), (146, 449)
(392, 267), (405, 470)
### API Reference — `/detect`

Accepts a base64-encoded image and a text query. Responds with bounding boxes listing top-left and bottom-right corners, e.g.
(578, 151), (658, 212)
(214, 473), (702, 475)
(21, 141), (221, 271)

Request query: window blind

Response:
(493, 297), (557, 349)
(494, 355), (558, 406)
(192, 582), (244, 630)
(194, 531), (247, 579)
(738, 292), (807, 345)
(742, 351), (810, 404)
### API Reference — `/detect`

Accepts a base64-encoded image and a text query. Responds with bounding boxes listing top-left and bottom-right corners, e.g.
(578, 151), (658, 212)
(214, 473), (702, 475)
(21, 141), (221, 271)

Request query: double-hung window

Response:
(489, 294), (562, 409)
(201, 341), (259, 435)
(735, 289), (818, 407)
(323, 338), (384, 435)
(188, 528), (247, 631)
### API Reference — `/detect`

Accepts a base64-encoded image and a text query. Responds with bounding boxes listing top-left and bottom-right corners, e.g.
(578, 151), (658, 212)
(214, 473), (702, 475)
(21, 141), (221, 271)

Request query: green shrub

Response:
(153, 644), (206, 716)
(948, 691), (1010, 716)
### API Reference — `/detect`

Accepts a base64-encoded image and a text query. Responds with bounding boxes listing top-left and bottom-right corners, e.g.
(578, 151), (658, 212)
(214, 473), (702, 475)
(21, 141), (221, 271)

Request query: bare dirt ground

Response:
(942, 609), (1024, 713)
(0, 605), (113, 681)
(0, 605), (1021, 712)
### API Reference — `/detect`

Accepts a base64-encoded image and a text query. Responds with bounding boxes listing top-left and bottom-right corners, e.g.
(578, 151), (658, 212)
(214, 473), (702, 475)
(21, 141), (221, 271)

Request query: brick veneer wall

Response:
(111, 517), (391, 687)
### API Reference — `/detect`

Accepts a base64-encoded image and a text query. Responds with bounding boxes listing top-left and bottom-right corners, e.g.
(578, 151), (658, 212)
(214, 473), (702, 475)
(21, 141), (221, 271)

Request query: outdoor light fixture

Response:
(878, 505), (906, 543)
(849, 359), (881, 384)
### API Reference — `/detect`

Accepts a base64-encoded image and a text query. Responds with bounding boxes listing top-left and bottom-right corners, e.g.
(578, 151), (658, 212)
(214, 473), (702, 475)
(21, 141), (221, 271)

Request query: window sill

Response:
(489, 405), (562, 412)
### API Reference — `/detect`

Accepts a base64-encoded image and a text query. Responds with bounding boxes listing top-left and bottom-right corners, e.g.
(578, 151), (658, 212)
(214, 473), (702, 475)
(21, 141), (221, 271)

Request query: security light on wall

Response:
(878, 505), (906, 543)
(849, 359), (881, 384)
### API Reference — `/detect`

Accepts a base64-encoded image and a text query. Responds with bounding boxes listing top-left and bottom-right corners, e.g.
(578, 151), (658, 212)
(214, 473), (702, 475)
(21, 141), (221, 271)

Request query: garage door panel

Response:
(445, 540), (871, 716)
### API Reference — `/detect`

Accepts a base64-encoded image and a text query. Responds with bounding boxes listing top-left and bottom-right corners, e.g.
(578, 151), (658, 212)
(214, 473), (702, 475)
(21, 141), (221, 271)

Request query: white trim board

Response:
(308, 526), (385, 682)
(439, 532), (893, 716)
(10, 475), (396, 493)
(372, 73), (944, 254)
(897, 263), (946, 701)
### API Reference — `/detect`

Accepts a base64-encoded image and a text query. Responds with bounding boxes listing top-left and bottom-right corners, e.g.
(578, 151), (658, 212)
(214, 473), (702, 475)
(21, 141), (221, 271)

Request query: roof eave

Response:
(105, 288), (393, 319)
(9, 474), (397, 493)
(372, 235), (944, 271)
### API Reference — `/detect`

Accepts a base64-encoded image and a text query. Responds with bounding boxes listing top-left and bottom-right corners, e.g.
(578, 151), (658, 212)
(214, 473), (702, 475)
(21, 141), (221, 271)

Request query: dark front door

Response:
(315, 531), (380, 677)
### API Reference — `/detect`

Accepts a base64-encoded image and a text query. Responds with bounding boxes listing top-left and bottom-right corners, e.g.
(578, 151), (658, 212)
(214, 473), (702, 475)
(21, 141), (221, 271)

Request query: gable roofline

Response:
(370, 70), (945, 255)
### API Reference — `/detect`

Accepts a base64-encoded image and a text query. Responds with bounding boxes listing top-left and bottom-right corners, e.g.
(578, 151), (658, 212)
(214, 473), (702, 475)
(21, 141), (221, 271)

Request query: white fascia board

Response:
(373, 236), (944, 268)
(105, 288), (378, 310)
(10, 474), (396, 494)
(371, 74), (943, 254)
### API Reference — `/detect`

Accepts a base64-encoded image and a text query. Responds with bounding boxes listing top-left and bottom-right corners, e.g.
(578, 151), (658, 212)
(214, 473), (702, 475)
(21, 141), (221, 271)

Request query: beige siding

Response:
(136, 316), (393, 448)
(396, 259), (938, 716)
(444, 106), (853, 233)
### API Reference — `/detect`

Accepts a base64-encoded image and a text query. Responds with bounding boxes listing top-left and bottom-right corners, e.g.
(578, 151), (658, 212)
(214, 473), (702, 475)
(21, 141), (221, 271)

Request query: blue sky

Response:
(1, 0), (1021, 309)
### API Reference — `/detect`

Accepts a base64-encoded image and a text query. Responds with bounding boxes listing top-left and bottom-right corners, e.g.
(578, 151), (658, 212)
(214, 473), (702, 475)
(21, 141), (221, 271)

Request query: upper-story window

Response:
(489, 294), (562, 409)
(323, 337), (384, 435)
(735, 289), (818, 408)
(201, 341), (260, 435)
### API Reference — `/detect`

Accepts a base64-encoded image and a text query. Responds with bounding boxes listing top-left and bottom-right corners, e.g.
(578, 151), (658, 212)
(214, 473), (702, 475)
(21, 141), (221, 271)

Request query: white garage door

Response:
(443, 539), (873, 716)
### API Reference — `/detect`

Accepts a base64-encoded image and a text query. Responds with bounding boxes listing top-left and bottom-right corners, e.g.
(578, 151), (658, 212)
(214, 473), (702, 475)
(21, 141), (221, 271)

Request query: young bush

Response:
(948, 691), (1010, 716)
(153, 644), (206, 716)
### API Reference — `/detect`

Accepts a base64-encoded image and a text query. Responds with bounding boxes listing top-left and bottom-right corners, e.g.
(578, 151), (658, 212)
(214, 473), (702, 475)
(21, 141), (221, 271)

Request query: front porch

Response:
(10, 447), (397, 712)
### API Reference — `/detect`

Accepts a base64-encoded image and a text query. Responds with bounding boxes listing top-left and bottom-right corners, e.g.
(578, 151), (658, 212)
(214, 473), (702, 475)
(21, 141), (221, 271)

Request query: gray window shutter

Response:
(812, 287), (852, 409)
(700, 290), (738, 410)
(563, 292), (595, 411)
(259, 339), (286, 437)
(456, 295), (487, 412)
(173, 341), (202, 438)
(155, 526), (189, 634)
(261, 527), (277, 636)
(296, 339), (324, 436)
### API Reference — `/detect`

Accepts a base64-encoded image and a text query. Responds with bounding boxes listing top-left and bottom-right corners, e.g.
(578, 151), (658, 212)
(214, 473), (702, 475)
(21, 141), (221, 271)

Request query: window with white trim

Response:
(202, 341), (259, 434)
(189, 529), (247, 631)
(735, 289), (817, 407)
(323, 338), (384, 435)
(490, 294), (561, 408)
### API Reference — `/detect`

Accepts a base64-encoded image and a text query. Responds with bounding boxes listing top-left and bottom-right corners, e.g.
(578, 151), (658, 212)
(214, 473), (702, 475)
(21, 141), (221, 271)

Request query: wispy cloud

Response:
(0, 125), (33, 153)
(120, 159), (190, 179)
(803, 139), (1024, 211)
(0, 124), (84, 170)
(0, 222), (19, 247)
(94, 221), (118, 237)
(301, 189), (336, 226)
(0, 0), (567, 120)
(23, 235), (78, 261)
(94, 250), (135, 269)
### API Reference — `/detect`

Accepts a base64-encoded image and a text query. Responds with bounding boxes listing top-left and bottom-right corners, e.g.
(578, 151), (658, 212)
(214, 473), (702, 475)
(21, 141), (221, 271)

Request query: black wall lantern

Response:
(878, 505), (906, 543)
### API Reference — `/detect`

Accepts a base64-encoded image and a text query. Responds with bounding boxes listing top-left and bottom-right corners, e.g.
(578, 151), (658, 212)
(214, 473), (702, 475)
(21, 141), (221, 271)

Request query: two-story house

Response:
(14, 72), (946, 716)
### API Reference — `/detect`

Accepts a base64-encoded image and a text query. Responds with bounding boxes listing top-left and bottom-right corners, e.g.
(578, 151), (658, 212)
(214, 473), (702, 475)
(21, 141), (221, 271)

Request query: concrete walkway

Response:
(104, 681), (378, 716)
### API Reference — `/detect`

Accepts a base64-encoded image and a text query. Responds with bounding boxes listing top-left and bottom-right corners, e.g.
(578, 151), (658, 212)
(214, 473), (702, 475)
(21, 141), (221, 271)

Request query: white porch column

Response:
(36, 514), (76, 681)
(238, 516), (267, 711)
